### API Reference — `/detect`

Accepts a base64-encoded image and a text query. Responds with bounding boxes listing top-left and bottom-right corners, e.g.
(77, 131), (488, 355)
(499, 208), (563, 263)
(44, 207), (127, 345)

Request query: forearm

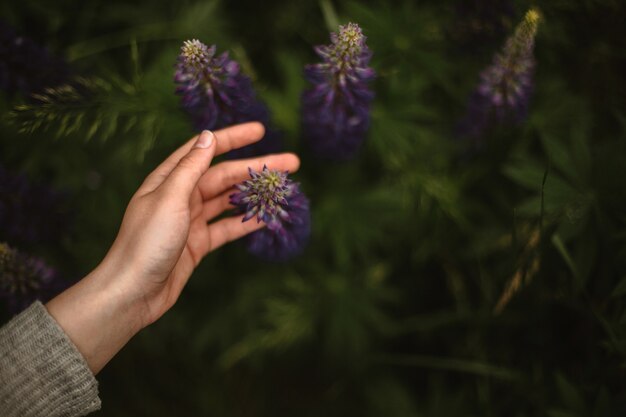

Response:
(45, 261), (145, 375)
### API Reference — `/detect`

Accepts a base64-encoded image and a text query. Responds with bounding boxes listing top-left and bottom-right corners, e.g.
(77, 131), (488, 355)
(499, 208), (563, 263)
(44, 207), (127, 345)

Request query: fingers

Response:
(208, 215), (265, 253)
(213, 122), (265, 156)
(202, 190), (234, 221)
(188, 214), (265, 264)
(161, 130), (216, 197)
(140, 122), (265, 193)
(198, 153), (301, 200)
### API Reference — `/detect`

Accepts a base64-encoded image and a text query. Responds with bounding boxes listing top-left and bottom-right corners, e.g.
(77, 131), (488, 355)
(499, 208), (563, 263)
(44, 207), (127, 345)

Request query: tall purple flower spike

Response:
(458, 9), (541, 140)
(230, 166), (310, 261)
(301, 23), (376, 160)
(0, 242), (60, 314)
(174, 39), (281, 158)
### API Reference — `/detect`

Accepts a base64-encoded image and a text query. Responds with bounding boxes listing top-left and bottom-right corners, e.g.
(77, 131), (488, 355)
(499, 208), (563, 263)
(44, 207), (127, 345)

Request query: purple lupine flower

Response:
(301, 22), (375, 160)
(0, 20), (70, 97)
(0, 242), (61, 314)
(230, 166), (310, 261)
(0, 165), (71, 246)
(174, 39), (281, 158)
(458, 9), (541, 140)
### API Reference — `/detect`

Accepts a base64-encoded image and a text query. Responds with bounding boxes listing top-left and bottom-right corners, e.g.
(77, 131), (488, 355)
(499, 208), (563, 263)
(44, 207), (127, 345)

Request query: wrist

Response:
(90, 256), (151, 330)
(45, 261), (145, 374)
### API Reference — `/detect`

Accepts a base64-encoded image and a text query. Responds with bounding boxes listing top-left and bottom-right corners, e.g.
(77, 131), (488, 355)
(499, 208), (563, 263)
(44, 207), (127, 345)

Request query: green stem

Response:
(373, 354), (521, 381)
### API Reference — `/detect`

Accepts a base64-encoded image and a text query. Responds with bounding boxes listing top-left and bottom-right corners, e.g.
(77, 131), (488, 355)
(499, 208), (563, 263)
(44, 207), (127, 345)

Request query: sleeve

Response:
(0, 301), (101, 417)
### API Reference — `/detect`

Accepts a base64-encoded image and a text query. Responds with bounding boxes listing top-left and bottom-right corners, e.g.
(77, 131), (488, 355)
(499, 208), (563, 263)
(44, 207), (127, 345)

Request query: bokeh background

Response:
(2, 0), (626, 415)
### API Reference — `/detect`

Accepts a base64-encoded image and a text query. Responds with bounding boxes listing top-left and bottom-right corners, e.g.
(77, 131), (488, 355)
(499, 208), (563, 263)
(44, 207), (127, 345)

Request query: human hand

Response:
(46, 122), (300, 373)
(104, 123), (299, 327)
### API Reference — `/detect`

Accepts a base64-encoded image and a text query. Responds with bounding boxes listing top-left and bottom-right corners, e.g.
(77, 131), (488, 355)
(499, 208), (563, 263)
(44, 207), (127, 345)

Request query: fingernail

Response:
(194, 130), (214, 149)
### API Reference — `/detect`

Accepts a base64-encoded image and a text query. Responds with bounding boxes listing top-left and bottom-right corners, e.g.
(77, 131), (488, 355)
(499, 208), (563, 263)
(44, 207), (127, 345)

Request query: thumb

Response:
(162, 130), (216, 197)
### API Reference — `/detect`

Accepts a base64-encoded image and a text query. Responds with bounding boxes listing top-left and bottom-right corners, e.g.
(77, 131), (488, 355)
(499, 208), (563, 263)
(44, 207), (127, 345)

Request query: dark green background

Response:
(1, 0), (626, 415)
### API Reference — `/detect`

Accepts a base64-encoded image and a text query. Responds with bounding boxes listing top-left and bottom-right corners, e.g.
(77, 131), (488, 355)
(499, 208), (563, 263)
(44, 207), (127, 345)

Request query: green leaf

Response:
(611, 277), (626, 298)
(319, 0), (339, 31)
(541, 133), (580, 185)
(592, 387), (610, 417)
(555, 373), (586, 413)
(552, 233), (583, 289)
(504, 158), (548, 190)
(374, 354), (521, 381)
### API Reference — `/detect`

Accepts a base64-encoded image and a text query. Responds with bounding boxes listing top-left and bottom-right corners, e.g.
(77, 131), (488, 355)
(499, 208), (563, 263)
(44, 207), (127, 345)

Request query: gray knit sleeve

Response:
(0, 301), (101, 416)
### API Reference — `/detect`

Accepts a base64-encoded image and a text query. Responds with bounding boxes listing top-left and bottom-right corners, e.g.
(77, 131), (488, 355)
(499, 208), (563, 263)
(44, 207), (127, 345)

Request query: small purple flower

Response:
(0, 165), (71, 246)
(0, 242), (61, 314)
(301, 22), (375, 160)
(230, 166), (310, 261)
(458, 9), (541, 140)
(174, 39), (281, 157)
(0, 20), (70, 97)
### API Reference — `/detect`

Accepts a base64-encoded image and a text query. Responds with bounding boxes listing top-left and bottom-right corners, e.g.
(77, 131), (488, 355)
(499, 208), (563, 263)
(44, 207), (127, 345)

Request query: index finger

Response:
(139, 122), (266, 193)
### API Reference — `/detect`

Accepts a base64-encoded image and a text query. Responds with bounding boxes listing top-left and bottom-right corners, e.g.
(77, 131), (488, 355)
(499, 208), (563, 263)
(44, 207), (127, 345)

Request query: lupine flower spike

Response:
(459, 8), (541, 139)
(174, 39), (281, 158)
(0, 242), (60, 313)
(302, 22), (375, 160)
(230, 166), (310, 261)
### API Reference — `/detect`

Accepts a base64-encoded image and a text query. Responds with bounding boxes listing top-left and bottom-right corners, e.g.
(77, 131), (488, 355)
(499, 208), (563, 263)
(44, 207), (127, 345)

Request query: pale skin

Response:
(45, 122), (300, 374)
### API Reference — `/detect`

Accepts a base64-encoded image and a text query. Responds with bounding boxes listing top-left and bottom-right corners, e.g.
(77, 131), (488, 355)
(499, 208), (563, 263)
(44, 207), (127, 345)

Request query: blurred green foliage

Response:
(1, 0), (626, 415)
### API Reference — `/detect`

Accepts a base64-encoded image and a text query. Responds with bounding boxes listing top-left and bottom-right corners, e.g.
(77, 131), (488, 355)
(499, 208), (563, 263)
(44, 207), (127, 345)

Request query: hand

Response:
(46, 122), (300, 373)
(106, 123), (299, 326)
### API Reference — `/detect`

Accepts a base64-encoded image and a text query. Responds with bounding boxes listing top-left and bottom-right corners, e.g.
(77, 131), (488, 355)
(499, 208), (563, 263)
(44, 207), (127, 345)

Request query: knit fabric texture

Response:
(0, 301), (101, 416)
